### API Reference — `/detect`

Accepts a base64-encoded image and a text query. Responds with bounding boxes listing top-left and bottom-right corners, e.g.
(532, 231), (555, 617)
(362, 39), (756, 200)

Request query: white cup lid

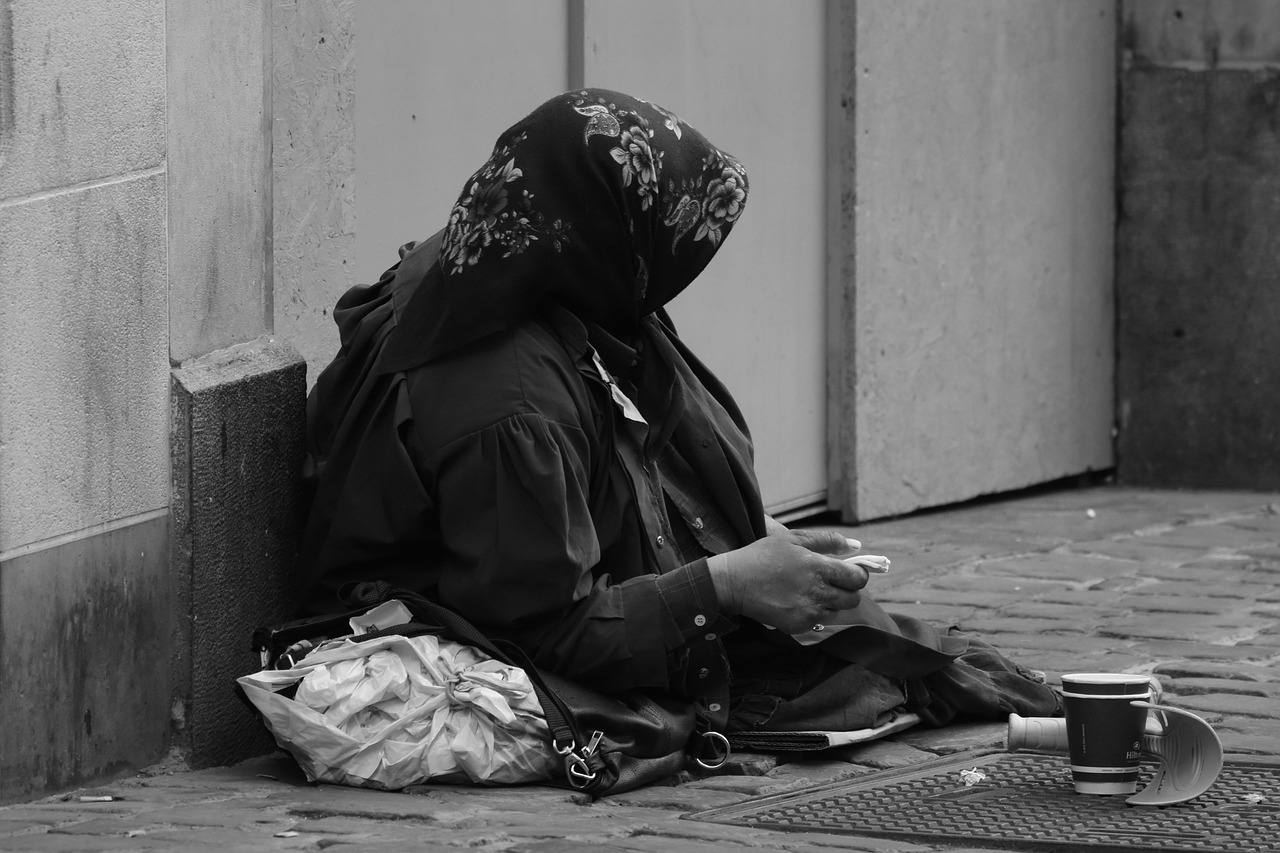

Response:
(1062, 673), (1151, 684)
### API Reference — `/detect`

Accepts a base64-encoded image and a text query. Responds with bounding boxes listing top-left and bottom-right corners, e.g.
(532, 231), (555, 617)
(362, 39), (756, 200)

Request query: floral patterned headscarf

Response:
(378, 89), (749, 371)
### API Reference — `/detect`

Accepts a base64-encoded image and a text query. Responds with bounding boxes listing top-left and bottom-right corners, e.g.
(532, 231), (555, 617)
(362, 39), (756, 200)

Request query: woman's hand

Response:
(709, 530), (870, 634)
(764, 514), (861, 552)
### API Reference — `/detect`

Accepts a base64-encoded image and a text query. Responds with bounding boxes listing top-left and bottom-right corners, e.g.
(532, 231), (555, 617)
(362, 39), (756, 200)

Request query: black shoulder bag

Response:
(249, 581), (729, 797)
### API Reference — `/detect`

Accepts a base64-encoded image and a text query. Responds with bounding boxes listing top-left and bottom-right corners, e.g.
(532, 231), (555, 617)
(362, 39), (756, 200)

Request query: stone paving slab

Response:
(1165, 677), (1280, 697)
(1107, 593), (1235, 614)
(1140, 638), (1276, 662)
(1170, 692), (1280, 719)
(1064, 538), (1221, 564)
(1217, 733), (1280, 757)
(4, 486), (1280, 852)
(1154, 660), (1277, 681)
(954, 616), (1095, 635)
(925, 575), (1075, 596)
(872, 588), (1009, 609)
(985, 600), (1116, 620)
(973, 551), (1137, 581)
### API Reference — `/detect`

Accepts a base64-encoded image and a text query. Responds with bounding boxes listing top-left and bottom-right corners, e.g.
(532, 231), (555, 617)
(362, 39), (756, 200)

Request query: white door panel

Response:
(355, 1), (570, 285)
(581, 0), (830, 515)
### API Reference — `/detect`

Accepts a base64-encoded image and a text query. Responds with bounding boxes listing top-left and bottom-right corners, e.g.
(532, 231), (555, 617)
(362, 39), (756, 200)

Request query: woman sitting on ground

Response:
(296, 89), (1059, 743)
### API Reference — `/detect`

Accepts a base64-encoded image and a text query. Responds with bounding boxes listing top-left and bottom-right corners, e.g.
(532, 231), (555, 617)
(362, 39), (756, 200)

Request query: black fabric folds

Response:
(296, 88), (1062, 745)
(378, 89), (748, 373)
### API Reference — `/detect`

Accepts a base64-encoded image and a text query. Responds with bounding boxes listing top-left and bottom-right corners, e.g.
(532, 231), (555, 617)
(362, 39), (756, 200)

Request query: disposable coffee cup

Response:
(1061, 673), (1155, 795)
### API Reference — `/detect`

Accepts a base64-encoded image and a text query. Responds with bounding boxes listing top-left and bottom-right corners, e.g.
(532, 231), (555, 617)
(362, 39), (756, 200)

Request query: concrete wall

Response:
(575, 0), (831, 516)
(0, 0), (171, 802)
(1118, 0), (1280, 488)
(833, 0), (1117, 521)
(170, 340), (306, 769)
(352, 1), (569, 287)
(167, 0), (273, 364)
(14, 0), (1276, 806)
(273, 0), (356, 381)
(2, 0), (309, 803)
(280, 0), (1123, 525)
(166, 0), (307, 771)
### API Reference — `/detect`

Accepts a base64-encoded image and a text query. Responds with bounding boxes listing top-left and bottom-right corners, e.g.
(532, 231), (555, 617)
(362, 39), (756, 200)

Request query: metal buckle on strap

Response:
(564, 752), (598, 789)
(557, 731), (604, 790)
(693, 730), (731, 769)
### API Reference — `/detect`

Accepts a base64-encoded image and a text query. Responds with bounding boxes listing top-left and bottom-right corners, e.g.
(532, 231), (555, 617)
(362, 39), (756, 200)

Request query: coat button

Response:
(698, 668), (710, 679)
(704, 632), (717, 642)
(708, 703), (721, 713)
(656, 535), (665, 548)
(694, 614), (707, 627)
(693, 517), (704, 529)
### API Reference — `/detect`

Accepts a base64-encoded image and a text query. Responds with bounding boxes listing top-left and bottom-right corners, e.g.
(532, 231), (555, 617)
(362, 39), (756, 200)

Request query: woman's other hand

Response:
(763, 514), (861, 553)
(708, 531), (869, 634)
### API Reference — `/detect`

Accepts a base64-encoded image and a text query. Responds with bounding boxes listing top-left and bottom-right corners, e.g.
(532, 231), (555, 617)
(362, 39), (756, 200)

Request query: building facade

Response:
(1, 0), (1275, 804)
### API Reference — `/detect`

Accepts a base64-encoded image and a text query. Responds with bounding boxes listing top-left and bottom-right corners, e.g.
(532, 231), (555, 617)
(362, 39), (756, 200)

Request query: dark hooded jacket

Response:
(296, 90), (1062, 734)
(299, 91), (763, 723)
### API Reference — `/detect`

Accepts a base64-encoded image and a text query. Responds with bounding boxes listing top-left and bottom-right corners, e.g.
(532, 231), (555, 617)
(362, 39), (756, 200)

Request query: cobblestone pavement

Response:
(4, 487), (1279, 852)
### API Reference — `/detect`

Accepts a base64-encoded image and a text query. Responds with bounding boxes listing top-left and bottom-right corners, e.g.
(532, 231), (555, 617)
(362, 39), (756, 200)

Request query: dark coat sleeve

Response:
(424, 409), (715, 692)
(301, 306), (728, 696)
(400, 320), (728, 696)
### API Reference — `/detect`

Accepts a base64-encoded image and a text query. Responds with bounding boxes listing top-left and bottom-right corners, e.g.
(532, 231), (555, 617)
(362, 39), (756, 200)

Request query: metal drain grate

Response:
(685, 751), (1280, 852)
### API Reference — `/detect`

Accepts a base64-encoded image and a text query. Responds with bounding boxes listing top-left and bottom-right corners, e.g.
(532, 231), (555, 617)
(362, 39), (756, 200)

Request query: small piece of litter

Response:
(126, 830), (147, 838)
(1085, 508), (1097, 519)
(257, 774), (278, 781)
(1244, 793), (1267, 804)
(959, 768), (986, 787)
(78, 795), (115, 803)
(275, 830), (301, 838)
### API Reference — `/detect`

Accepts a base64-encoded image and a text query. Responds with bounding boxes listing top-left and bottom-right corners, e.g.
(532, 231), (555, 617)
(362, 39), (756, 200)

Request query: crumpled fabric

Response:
(725, 620), (1061, 735)
(911, 629), (1064, 726)
(237, 634), (559, 789)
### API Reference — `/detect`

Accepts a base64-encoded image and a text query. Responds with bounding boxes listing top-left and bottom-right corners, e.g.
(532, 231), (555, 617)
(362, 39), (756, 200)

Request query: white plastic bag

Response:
(237, 631), (559, 789)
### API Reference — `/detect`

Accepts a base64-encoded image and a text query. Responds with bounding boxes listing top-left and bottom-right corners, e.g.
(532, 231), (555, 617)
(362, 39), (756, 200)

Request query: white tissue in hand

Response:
(846, 554), (891, 572)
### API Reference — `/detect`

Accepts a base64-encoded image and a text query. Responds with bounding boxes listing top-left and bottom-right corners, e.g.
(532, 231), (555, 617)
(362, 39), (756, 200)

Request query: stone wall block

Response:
(273, 0), (356, 383)
(1119, 171), (1280, 488)
(0, 0), (165, 199)
(1123, 0), (1280, 67)
(167, 0), (271, 363)
(0, 517), (170, 804)
(848, 0), (1116, 520)
(1119, 5), (1280, 492)
(1207, 70), (1280, 169)
(1206, 173), (1280, 280)
(0, 172), (169, 550)
(1121, 67), (1209, 176)
(170, 337), (307, 768)
(1118, 177), (1208, 288)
